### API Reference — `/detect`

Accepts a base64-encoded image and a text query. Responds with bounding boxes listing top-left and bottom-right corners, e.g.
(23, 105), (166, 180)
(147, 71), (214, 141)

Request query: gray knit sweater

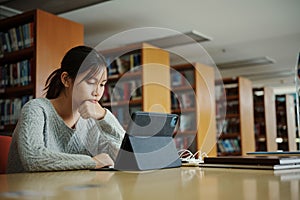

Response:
(7, 98), (125, 173)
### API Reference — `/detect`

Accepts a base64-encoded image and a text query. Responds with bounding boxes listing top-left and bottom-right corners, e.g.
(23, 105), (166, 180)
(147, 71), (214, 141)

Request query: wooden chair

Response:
(0, 135), (12, 174)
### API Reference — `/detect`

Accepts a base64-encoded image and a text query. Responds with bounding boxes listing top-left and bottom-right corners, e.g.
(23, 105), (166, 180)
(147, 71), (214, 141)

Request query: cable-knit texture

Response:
(7, 98), (125, 173)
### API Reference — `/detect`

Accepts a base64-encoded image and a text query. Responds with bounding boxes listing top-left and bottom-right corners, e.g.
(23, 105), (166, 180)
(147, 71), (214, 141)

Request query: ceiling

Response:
(1, 0), (300, 93)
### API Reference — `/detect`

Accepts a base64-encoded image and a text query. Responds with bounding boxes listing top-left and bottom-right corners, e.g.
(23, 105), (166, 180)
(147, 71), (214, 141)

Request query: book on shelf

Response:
(225, 87), (238, 97)
(182, 70), (195, 86)
(171, 91), (195, 110)
(0, 95), (33, 128)
(0, 59), (32, 89)
(171, 69), (195, 87)
(0, 22), (34, 55)
(106, 52), (141, 76)
(217, 139), (241, 153)
(106, 57), (118, 76)
(221, 118), (240, 134)
(113, 107), (125, 125)
(179, 113), (196, 132)
(174, 135), (195, 151)
(170, 92), (179, 109)
(102, 80), (142, 103)
(180, 92), (195, 109)
(110, 106), (142, 128)
(226, 100), (239, 114)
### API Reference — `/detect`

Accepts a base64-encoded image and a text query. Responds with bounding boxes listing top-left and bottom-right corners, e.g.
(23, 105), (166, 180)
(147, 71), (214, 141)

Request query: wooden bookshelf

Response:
(217, 77), (255, 156)
(170, 63), (216, 156)
(99, 43), (171, 127)
(296, 91), (300, 150)
(253, 87), (277, 151)
(0, 9), (84, 135)
(275, 94), (297, 151)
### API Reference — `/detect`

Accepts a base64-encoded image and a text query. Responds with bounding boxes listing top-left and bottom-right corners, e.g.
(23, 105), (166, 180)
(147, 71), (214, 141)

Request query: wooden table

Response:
(0, 167), (299, 200)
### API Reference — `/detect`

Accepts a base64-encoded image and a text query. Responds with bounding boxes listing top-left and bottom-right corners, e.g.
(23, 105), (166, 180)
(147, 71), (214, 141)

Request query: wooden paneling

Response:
(142, 43), (170, 113)
(195, 63), (216, 156)
(239, 77), (255, 155)
(264, 87), (277, 151)
(35, 9), (84, 97)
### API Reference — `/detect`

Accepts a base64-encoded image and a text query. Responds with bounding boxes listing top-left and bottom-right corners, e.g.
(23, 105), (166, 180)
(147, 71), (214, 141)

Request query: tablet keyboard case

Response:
(114, 112), (182, 171)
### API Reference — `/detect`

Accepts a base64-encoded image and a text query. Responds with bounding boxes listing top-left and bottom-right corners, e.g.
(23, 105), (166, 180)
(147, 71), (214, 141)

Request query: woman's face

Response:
(72, 67), (107, 109)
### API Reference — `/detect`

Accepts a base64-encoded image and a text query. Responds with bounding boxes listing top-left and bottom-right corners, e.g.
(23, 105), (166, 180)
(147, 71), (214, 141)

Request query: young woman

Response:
(7, 46), (125, 173)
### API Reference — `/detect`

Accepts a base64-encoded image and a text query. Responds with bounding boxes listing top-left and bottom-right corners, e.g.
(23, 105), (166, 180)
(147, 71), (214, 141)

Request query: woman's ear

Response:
(61, 72), (72, 87)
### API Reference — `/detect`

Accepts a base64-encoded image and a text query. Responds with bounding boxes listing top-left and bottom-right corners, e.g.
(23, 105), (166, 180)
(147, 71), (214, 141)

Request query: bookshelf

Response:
(99, 43), (171, 127)
(0, 9), (84, 135)
(170, 63), (216, 156)
(217, 77), (255, 156)
(296, 93), (300, 150)
(275, 94), (297, 151)
(252, 87), (277, 151)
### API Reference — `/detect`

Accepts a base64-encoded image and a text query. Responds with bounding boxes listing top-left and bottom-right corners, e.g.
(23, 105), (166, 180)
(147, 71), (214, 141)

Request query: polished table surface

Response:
(0, 167), (300, 200)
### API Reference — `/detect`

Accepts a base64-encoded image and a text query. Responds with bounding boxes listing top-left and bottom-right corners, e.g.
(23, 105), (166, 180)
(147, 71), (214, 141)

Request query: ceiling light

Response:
(245, 70), (295, 80)
(248, 73), (295, 81)
(0, 6), (22, 19)
(139, 30), (212, 48)
(217, 56), (275, 69)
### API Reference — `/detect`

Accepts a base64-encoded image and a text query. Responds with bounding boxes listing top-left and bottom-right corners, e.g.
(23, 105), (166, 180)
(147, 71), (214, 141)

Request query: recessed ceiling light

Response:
(0, 6), (22, 19)
(138, 30), (212, 48)
(217, 56), (275, 69)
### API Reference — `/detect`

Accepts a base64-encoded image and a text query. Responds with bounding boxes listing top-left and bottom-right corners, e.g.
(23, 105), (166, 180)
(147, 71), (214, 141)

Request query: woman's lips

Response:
(88, 99), (98, 103)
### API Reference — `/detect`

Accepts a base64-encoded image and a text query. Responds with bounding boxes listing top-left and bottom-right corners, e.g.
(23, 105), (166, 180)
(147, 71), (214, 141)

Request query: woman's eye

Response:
(87, 80), (97, 84)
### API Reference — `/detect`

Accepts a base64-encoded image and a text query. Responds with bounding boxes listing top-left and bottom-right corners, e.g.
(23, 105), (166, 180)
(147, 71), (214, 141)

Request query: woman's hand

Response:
(78, 100), (106, 120)
(92, 153), (114, 169)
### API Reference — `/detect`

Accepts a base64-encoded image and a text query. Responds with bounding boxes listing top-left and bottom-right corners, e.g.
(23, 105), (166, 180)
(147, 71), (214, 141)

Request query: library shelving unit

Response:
(217, 77), (255, 156)
(275, 94), (297, 151)
(170, 63), (216, 156)
(253, 87), (277, 151)
(0, 9), (84, 135)
(99, 43), (171, 127)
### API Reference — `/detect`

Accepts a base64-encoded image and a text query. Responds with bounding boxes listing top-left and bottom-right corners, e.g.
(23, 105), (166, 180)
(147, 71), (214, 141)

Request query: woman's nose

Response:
(92, 85), (100, 96)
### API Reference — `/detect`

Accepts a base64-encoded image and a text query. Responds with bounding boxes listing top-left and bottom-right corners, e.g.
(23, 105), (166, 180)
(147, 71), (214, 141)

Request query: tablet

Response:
(94, 111), (182, 171)
(127, 111), (179, 137)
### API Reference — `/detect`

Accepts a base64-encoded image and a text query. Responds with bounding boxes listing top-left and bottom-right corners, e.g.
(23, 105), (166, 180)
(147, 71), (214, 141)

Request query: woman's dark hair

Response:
(44, 45), (106, 99)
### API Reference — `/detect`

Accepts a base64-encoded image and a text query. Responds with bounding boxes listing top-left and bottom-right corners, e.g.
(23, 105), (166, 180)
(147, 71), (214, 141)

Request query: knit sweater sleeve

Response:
(12, 101), (96, 172)
(79, 109), (126, 160)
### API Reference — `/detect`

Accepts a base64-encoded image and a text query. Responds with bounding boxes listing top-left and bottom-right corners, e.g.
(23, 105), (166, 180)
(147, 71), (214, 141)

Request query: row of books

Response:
(215, 102), (226, 120)
(226, 101), (239, 115)
(217, 138), (241, 153)
(179, 113), (196, 132)
(222, 118), (240, 134)
(0, 22), (34, 55)
(254, 122), (266, 136)
(106, 53), (141, 76)
(111, 106), (141, 127)
(102, 80), (142, 103)
(0, 59), (32, 88)
(0, 95), (33, 127)
(215, 85), (226, 100)
(174, 135), (195, 151)
(171, 69), (195, 87)
(171, 91), (195, 110)
(225, 87), (238, 97)
(277, 124), (288, 137)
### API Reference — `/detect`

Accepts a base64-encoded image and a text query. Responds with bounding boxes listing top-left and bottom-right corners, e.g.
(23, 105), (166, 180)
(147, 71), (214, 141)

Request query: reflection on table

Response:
(0, 167), (299, 200)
